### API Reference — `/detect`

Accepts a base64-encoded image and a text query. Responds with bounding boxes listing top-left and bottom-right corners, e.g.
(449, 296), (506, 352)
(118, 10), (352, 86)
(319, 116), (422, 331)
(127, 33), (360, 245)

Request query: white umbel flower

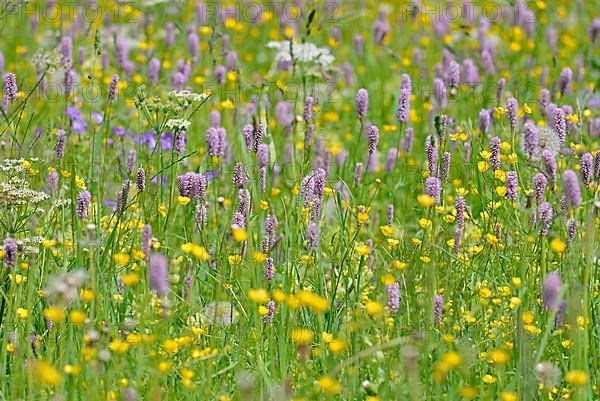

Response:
(267, 41), (335, 67)
(165, 118), (191, 132)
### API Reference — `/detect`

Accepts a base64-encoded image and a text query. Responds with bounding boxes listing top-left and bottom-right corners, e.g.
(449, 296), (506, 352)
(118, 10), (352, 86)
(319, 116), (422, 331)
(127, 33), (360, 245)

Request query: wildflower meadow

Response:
(1, 0), (600, 400)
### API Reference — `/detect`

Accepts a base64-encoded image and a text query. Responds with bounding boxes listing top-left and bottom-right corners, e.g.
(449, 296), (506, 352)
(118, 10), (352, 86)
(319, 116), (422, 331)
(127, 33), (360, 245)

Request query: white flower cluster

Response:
(54, 198), (73, 208)
(0, 177), (49, 207)
(0, 159), (27, 174)
(45, 269), (88, 305)
(165, 118), (191, 132)
(140, 0), (170, 6)
(13, 236), (43, 255)
(168, 90), (210, 104)
(267, 41), (335, 67)
(523, 127), (561, 162)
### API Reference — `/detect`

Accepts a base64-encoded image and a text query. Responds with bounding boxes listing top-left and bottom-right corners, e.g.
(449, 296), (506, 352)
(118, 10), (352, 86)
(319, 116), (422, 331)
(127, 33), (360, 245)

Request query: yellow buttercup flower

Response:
(417, 194), (435, 207)
(356, 244), (371, 256)
(69, 310), (86, 325)
(248, 288), (269, 304)
(380, 225), (394, 236)
(35, 361), (62, 386)
(43, 307), (66, 323)
(489, 350), (509, 365)
(122, 272), (140, 287)
(16, 308), (28, 320)
(232, 227), (248, 242)
(365, 301), (383, 316)
(328, 339), (347, 354)
(500, 392), (517, 401)
(292, 328), (314, 345)
(550, 238), (566, 253)
(565, 370), (588, 386)
(317, 376), (341, 394)
(113, 252), (130, 267)
(177, 196), (191, 205)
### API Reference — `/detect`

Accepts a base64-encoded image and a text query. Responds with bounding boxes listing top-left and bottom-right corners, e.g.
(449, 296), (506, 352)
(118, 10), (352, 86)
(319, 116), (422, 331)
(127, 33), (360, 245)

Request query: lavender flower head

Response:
(253, 124), (264, 153)
(385, 148), (398, 172)
(214, 65), (226, 84)
(257, 143), (269, 168)
(386, 204), (394, 226)
(425, 135), (438, 176)
(401, 73), (412, 93)
(263, 300), (275, 324)
(532, 173), (547, 204)
(489, 136), (501, 170)
(387, 282), (400, 314)
(3, 237), (17, 271)
(542, 150), (557, 185)
(542, 272), (561, 311)
(148, 58), (160, 84)
(303, 96), (314, 124)
(206, 127), (224, 157)
(591, 17), (600, 42)
(109, 74), (119, 101)
(306, 221), (320, 251)
(355, 88), (368, 119)
(554, 108), (566, 144)
(522, 120), (539, 160)
(64, 69), (75, 98)
(395, 88), (410, 123)
(242, 124), (253, 152)
(562, 169), (581, 208)
(555, 300), (567, 328)
(354, 162), (363, 186)
(496, 78), (505, 105)
(405, 127), (414, 153)
(538, 202), (553, 237)
(60, 36), (73, 68)
(433, 294), (443, 326)
(188, 32), (200, 60)
(567, 219), (577, 242)
(595, 152), (600, 183)
(55, 129), (66, 159)
(505, 171), (518, 202)
(76, 190), (91, 220)
(540, 89), (550, 111)
(137, 167), (146, 192)
(126, 150), (137, 175)
(148, 253), (169, 297)
(452, 196), (465, 231)
(441, 152), (451, 182)
(506, 97), (518, 130)
(264, 257), (275, 281)
(116, 179), (130, 213)
(580, 152), (593, 186)
(46, 170), (59, 194)
(433, 78), (447, 109)
(447, 60), (460, 88)
(142, 224), (152, 256)
(424, 176), (441, 204)
(264, 214), (278, 239)
(3, 73), (17, 102)
(232, 162), (244, 187)
(367, 124), (379, 154)
(559, 67), (572, 97)
(479, 109), (491, 135)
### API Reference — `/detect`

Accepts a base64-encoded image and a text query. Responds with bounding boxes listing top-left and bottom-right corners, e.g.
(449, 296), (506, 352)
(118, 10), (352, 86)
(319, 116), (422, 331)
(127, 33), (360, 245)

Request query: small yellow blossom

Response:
(317, 376), (341, 394)
(292, 328), (314, 345)
(565, 370), (588, 386)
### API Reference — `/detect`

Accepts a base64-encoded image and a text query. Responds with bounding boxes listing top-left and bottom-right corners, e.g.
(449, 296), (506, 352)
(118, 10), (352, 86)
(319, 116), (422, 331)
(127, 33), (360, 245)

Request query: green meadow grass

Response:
(0, 0), (599, 400)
